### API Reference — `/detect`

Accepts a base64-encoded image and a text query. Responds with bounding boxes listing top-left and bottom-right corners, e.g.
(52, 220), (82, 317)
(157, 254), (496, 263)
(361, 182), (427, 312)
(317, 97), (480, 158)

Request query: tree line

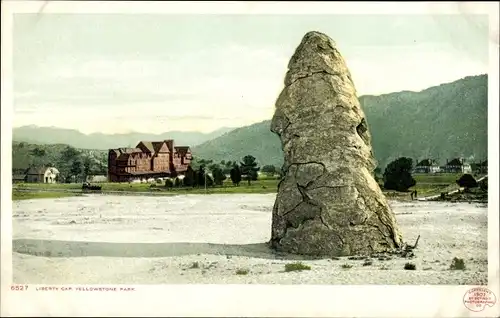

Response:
(164, 154), (280, 189)
(28, 145), (107, 183)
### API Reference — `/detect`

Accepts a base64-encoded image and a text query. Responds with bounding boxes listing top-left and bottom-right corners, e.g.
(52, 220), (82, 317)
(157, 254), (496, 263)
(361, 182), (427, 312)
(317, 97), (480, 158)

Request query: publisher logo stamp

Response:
(463, 287), (497, 312)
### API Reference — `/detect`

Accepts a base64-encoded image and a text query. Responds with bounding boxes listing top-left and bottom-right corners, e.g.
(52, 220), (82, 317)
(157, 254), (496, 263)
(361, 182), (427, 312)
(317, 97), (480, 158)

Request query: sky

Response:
(13, 13), (490, 134)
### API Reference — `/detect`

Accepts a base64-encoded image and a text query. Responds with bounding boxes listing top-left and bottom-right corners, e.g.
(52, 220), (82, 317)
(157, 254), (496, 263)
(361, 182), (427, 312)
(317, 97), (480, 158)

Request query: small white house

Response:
(44, 167), (59, 183)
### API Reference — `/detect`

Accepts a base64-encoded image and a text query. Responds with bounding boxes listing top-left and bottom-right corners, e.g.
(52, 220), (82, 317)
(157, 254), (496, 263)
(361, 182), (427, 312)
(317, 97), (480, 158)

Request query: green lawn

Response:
(13, 178), (280, 195)
(413, 173), (463, 184)
(12, 173), (472, 200)
(12, 190), (82, 201)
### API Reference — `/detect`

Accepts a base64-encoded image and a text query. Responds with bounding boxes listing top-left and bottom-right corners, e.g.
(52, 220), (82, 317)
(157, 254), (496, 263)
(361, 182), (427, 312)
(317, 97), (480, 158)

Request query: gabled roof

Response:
(113, 148), (142, 160)
(111, 147), (141, 154)
(152, 141), (169, 153)
(175, 146), (190, 156)
(136, 141), (155, 153)
(25, 166), (47, 175)
(416, 159), (438, 167)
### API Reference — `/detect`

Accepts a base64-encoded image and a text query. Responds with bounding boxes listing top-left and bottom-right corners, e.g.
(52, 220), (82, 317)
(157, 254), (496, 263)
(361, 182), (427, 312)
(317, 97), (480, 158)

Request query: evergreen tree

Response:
(230, 164), (242, 186)
(212, 166), (226, 186)
(70, 159), (83, 183)
(240, 155), (260, 185)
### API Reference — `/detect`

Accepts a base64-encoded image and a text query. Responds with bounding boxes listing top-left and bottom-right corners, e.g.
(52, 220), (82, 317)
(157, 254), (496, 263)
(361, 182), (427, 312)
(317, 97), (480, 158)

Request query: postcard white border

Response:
(1, 1), (499, 317)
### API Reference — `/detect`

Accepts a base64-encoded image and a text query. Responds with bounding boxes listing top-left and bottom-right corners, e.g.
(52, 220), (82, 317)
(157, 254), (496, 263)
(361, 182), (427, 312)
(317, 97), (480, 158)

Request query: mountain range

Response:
(12, 74), (488, 169)
(191, 74), (488, 169)
(12, 126), (235, 150)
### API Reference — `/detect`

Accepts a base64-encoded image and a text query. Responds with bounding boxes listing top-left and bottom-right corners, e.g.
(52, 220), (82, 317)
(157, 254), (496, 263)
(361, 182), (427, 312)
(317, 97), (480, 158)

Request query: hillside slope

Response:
(12, 141), (107, 171)
(192, 74), (488, 168)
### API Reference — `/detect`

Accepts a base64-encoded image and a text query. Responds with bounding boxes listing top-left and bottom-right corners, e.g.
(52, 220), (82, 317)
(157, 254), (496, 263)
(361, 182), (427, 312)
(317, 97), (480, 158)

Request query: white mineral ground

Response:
(12, 194), (487, 285)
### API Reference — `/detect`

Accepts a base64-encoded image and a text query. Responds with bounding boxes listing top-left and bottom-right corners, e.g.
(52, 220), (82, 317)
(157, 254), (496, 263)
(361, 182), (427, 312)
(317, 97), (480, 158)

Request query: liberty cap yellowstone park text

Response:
(12, 285), (135, 292)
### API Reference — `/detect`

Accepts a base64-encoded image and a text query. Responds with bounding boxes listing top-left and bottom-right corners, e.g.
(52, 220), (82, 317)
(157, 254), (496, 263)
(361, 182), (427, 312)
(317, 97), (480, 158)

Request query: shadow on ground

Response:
(12, 239), (322, 260)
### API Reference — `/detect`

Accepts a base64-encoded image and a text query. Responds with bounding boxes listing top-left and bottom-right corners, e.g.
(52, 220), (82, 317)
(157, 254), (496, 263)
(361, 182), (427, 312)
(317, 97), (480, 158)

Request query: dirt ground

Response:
(11, 194), (488, 285)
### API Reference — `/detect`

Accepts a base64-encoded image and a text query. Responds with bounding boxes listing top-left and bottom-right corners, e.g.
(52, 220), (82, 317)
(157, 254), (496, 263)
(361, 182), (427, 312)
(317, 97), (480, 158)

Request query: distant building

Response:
(414, 159), (441, 174)
(443, 158), (472, 174)
(24, 166), (60, 183)
(107, 139), (192, 182)
(12, 173), (27, 183)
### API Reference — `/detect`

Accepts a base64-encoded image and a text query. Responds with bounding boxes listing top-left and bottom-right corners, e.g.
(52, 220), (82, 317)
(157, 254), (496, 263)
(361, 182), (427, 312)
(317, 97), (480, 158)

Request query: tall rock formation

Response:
(269, 31), (403, 257)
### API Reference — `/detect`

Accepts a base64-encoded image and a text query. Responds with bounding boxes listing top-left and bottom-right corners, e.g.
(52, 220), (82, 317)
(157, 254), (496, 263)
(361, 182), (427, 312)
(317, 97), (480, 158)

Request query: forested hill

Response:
(192, 74), (488, 169)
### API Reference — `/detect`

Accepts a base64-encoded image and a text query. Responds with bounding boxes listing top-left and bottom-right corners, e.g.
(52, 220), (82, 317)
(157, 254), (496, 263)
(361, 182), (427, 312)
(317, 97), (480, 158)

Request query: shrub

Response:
(341, 263), (353, 269)
(164, 179), (174, 188)
(449, 257), (466, 270)
(284, 262), (311, 272)
(235, 268), (249, 275)
(404, 262), (416, 270)
(456, 174), (478, 191)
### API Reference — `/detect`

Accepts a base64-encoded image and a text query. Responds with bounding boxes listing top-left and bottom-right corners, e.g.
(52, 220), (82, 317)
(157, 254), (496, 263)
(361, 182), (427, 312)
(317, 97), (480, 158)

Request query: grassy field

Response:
(12, 178), (279, 198)
(413, 173), (463, 184)
(12, 173), (474, 201)
(12, 190), (83, 201)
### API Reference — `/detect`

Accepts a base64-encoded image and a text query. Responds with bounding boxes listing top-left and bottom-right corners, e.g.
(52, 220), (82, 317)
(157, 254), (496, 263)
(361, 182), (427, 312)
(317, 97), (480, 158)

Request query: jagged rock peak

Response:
(285, 31), (354, 88)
